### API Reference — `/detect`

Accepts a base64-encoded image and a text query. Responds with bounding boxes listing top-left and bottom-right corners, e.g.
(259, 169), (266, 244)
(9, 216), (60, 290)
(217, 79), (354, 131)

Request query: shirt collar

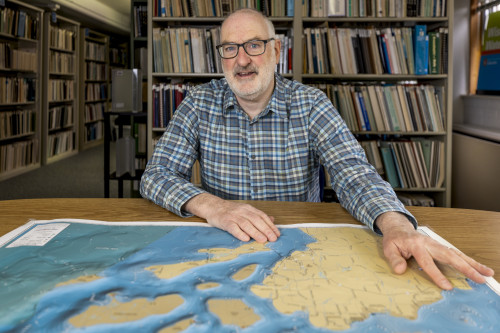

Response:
(222, 73), (290, 120)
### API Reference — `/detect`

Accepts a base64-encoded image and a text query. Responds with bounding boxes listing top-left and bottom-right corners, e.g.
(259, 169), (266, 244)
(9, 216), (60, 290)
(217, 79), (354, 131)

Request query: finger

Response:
(413, 248), (453, 290)
(223, 221), (251, 242)
(454, 248), (494, 277)
(383, 242), (408, 275)
(241, 206), (280, 241)
(234, 218), (269, 243)
(252, 215), (279, 242)
(445, 248), (492, 283)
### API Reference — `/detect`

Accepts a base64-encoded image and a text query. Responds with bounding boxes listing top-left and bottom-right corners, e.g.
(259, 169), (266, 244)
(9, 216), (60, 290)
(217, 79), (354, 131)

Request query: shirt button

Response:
(250, 155), (256, 159)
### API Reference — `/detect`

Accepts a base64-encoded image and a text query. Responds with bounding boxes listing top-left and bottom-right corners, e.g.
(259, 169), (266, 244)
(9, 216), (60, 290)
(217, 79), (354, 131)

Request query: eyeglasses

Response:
(216, 38), (275, 59)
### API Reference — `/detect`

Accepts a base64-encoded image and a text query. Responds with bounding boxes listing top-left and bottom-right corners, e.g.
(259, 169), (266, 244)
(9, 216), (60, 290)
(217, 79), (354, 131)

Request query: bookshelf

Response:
(78, 28), (109, 150)
(131, 0), (148, 120)
(146, 0), (454, 207)
(108, 36), (128, 114)
(127, 0), (149, 195)
(131, 0), (148, 72)
(0, 0), (43, 181)
(41, 13), (79, 165)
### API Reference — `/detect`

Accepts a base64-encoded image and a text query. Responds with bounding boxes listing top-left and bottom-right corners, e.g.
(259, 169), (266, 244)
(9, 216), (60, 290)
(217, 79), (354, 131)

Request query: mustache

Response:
(233, 65), (258, 75)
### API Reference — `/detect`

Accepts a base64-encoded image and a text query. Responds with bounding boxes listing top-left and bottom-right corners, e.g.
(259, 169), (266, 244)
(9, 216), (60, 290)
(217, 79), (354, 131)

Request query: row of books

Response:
(83, 103), (105, 123)
(276, 32), (293, 74)
(314, 83), (445, 133)
(152, 82), (194, 128)
(360, 138), (444, 189)
(0, 109), (36, 140)
(0, 7), (39, 40)
(152, 27), (292, 74)
(152, 0), (294, 17)
(49, 51), (74, 74)
(0, 44), (37, 72)
(47, 130), (75, 157)
(0, 138), (39, 173)
(109, 48), (127, 67)
(84, 41), (106, 62)
(0, 77), (36, 104)
(304, 25), (447, 75)
(48, 79), (74, 102)
(49, 25), (75, 52)
(11, 48), (37, 72)
(85, 62), (107, 81)
(48, 105), (73, 131)
(305, 0), (446, 17)
(153, 27), (222, 74)
(133, 5), (148, 38)
(83, 122), (103, 142)
(84, 83), (107, 102)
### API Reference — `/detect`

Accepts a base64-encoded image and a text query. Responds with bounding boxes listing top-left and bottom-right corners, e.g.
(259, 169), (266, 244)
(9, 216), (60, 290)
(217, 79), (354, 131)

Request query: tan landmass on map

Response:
(250, 227), (470, 330)
(69, 293), (189, 328)
(207, 298), (260, 328)
(56, 274), (102, 287)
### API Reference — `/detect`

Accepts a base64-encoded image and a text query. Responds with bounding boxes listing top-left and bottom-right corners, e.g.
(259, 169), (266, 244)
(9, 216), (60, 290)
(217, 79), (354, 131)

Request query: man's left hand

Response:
(376, 212), (495, 290)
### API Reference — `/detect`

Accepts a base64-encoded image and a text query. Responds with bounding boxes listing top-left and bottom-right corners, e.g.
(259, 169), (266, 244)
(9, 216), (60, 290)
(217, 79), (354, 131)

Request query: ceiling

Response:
(95, 0), (130, 16)
(32, 0), (131, 36)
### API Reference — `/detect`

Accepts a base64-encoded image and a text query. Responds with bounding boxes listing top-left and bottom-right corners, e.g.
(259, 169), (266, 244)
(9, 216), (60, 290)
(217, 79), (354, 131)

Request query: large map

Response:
(0, 219), (499, 332)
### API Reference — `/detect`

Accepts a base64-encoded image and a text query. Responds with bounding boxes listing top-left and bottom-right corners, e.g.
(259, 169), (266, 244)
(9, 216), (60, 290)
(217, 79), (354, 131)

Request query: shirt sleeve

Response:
(140, 94), (206, 217)
(309, 91), (417, 234)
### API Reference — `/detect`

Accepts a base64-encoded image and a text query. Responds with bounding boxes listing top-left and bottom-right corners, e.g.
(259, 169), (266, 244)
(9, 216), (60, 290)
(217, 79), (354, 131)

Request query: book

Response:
(380, 141), (401, 188)
(477, 11), (500, 95)
(414, 25), (429, 75)
(16, 10), (26, 38)
(428, 31), (441, 74)
(328, 0), (346, 16)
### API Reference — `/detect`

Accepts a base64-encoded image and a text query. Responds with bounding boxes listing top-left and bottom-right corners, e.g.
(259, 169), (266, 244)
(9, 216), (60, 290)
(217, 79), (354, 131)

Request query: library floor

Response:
(0, 145), (131, 200)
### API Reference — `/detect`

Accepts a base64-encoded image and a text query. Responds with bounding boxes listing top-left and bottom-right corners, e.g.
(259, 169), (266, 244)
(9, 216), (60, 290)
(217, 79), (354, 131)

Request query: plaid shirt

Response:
(140, 74), (416, 233)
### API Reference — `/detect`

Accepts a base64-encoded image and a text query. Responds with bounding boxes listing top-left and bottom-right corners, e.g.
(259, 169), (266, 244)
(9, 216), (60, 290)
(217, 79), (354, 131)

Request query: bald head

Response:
(221, 9), (275, 41)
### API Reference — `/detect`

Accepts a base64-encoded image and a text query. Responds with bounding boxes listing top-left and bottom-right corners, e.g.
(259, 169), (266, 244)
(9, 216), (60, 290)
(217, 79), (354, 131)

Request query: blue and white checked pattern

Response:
(140, 74), (416, 233)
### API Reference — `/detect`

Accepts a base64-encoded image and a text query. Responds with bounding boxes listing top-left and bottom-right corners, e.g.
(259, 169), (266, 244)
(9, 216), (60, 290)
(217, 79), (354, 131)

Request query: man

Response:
(141, 9), (494, 290)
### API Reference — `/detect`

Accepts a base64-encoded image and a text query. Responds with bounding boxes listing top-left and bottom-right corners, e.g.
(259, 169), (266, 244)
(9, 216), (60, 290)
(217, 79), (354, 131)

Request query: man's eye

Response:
(224, 45), (236, 52)
(248, 43), (260, 49)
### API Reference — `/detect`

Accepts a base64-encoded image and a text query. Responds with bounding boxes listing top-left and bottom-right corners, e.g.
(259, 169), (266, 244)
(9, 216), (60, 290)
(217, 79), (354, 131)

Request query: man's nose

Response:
(235, 45), (252, 66)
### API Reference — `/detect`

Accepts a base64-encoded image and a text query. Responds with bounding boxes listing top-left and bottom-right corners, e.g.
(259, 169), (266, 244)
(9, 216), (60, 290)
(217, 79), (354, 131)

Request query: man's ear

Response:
(274, 39), (282, 64)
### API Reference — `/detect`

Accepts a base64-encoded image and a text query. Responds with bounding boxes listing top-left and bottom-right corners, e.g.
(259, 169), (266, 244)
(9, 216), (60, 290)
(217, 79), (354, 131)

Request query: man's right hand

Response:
(183, 193), (280, 243)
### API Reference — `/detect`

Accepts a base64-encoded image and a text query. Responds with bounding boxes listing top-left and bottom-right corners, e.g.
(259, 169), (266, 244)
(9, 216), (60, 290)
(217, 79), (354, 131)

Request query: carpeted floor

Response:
(0, 144), (133, 200)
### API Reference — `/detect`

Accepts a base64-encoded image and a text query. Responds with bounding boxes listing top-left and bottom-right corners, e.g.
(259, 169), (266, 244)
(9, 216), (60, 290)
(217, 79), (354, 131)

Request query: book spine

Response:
(414, 25), (429, 75)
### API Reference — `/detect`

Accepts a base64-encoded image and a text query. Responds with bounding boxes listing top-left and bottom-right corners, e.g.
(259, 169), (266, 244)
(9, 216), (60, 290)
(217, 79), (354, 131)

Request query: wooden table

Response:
(0, 198), (498, 274)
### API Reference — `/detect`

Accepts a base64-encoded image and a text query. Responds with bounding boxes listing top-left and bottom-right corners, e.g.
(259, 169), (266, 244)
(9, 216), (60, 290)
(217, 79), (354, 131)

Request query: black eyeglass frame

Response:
(215, 38), (275, 59)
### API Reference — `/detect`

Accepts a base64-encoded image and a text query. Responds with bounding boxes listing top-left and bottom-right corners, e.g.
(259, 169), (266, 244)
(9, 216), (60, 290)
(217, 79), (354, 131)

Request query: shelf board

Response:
(152, 72), (224, 78)
(301, 74), (448, 80)
(0, 102), (36, 107)
(302, 17), (449, 23)
(49, 46), (75, 53)
(85, 99), (107, 103)
(394, 187), (446, 192)
(49, 72), (76, 76)
(0, 132), (37, 142)
(84, 118), (104, 124)
(353, 131), (447, 136)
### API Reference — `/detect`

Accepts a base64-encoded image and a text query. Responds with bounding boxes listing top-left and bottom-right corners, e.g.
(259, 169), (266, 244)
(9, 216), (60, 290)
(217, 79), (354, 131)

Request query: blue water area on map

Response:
(0, 224), (499, 333)
(0, 223), (174, 331)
